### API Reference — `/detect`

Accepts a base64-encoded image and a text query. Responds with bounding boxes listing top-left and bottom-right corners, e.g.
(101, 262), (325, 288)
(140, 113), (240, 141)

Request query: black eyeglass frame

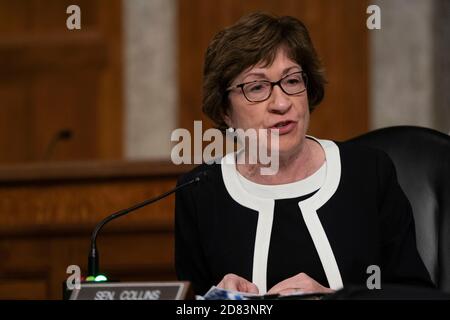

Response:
(226, 71), (308, 103)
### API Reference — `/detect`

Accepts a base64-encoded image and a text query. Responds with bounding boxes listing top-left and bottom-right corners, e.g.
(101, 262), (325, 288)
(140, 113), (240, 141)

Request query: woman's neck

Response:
(236, 138), (325, 185)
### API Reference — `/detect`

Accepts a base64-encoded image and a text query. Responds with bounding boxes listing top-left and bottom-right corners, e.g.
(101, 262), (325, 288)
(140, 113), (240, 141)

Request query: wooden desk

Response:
(0, 160), (193, 299)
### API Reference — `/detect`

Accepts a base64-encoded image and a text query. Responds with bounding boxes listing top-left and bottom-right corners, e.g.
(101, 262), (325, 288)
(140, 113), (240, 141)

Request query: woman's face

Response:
(225, 47), (310, 157)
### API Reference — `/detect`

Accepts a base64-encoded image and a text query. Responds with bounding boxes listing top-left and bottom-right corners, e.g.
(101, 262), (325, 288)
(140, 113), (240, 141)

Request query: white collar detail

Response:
(220, 137), (343, 293)
(236, 161), (326, 200)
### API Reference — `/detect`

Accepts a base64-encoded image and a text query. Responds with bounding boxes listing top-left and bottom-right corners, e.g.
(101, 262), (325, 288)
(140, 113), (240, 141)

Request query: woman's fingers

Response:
(217, 272), (333, 296)
(277, 288), (305, 296)
(217, 273), (259, 294)
(243, 281), (259, 294)
(267, 272), (334, 295)
(267, 273), (305, 294)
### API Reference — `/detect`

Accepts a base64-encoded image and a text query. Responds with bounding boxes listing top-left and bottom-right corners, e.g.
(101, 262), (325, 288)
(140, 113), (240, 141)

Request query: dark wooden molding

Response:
(0, 160), (196, 183)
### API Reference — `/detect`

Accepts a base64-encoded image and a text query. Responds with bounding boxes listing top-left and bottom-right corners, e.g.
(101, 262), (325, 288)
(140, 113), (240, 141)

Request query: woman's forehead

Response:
(240, 47), (300, 76)
(239, 62), (301, 81)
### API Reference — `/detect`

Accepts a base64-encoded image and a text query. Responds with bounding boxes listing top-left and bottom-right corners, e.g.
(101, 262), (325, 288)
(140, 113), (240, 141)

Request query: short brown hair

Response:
(202, 12), (326, 130)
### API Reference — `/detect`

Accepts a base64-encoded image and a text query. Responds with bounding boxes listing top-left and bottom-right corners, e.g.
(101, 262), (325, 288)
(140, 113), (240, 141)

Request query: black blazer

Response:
(175, 138), (433, 295)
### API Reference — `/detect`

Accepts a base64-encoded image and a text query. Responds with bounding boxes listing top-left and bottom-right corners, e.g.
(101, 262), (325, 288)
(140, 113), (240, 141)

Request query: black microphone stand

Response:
(87, 176), (201, 278)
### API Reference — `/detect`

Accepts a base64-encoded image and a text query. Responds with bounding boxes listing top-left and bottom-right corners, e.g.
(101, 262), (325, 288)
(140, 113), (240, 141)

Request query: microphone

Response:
(86, 173), (204, 280)
(43, 129), (73, 160)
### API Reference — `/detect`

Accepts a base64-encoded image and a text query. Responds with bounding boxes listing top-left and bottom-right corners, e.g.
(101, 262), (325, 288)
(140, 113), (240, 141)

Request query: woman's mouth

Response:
(269, 121), (297, 135)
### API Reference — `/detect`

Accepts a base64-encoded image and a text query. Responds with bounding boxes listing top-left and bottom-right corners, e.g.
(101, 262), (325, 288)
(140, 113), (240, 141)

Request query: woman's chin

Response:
(269, 141), (302, 158)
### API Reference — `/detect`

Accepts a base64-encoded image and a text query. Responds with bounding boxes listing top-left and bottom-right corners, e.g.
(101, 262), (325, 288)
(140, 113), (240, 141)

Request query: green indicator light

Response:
(85, 276), (96, 282)
(95, 275), (108, 282)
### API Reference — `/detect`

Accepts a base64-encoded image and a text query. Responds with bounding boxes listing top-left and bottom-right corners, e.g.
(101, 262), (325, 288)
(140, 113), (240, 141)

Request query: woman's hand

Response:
(267, 272), (335, 296)
(217, 273), (259, 294)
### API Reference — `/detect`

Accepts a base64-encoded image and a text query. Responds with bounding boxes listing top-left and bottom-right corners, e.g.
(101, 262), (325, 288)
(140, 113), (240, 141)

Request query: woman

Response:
(175, 12), (433, 296)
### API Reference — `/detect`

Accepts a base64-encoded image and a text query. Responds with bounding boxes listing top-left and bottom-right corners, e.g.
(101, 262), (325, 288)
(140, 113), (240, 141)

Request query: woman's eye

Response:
(247, 83), (265, 92)
(286, 78), (300, 85)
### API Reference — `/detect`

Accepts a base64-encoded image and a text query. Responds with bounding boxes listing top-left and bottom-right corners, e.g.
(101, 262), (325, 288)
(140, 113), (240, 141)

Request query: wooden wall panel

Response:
(178, 0), (368, 141)
(0, 81), (32, 161)
(0, 0), (122, 163)
(0, 161), (192, 299)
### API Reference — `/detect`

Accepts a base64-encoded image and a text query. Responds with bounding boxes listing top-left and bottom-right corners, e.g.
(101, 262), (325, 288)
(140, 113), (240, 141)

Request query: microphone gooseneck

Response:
(87, 175), (202, 278)
(43, 129), (73, 161)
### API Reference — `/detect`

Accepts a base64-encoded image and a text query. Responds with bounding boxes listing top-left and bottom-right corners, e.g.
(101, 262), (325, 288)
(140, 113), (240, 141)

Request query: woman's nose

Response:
(267, 85), (292, 114)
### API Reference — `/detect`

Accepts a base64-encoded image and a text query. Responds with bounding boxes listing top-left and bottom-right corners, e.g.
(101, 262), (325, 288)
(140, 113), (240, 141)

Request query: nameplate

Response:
(69, 281), (191, 300)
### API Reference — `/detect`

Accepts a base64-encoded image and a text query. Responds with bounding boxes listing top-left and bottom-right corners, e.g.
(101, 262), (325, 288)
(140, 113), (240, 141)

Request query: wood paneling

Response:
(0, 0), (122, 163)
(0, 161), (192, 299)
(178, 0), (368, 141)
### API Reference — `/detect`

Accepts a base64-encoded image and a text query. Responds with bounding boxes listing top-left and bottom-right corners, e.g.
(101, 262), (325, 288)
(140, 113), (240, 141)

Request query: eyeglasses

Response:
(226, 71), (307, 103)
